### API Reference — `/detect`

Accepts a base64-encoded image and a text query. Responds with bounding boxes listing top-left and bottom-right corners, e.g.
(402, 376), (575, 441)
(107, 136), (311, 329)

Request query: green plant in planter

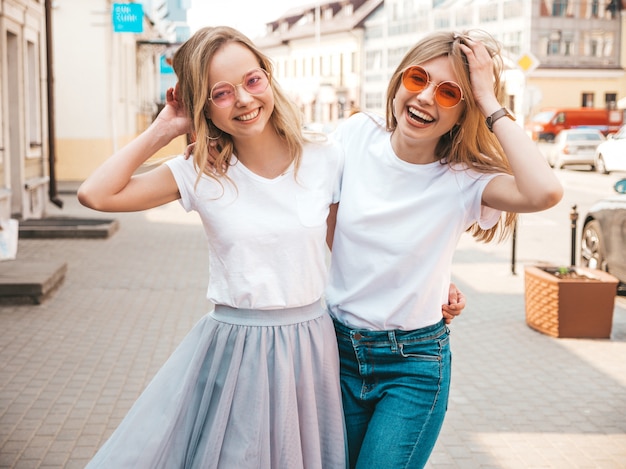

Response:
(543, 265), (595, 280)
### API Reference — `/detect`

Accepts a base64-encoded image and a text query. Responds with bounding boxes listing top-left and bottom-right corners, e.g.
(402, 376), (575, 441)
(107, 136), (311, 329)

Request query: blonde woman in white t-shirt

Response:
(326, 30), (563, 469)
(78, 26), (347, 469)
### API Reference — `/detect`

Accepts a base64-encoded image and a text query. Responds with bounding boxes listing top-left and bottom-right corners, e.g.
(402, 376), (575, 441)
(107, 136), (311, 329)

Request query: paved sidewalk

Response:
(1, 189), (625, 468)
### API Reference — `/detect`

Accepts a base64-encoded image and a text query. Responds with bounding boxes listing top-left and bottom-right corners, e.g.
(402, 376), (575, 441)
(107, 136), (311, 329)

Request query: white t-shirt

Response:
(326, 112), (502, 330)
(166, 139), (343, 310)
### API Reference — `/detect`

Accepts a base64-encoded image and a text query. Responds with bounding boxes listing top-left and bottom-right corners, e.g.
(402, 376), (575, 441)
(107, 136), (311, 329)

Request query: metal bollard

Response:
(511, 221), (517, 275)
(570, 205), (578, 266)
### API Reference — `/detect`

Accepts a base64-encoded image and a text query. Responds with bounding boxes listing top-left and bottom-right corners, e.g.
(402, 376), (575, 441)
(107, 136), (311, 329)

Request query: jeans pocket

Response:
(398, 344), (441, 360)
(398, 331), (449, 360)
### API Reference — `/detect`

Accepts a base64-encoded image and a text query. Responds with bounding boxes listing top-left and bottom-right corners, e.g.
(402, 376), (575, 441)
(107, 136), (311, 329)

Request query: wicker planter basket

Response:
(524, 265), (619, 338)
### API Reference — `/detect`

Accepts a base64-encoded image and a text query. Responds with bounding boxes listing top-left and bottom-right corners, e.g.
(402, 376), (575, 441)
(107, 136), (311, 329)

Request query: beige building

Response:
(52, 0), (184, 182)
(1, 0), (49, 220)
(0, 0), (189, 219)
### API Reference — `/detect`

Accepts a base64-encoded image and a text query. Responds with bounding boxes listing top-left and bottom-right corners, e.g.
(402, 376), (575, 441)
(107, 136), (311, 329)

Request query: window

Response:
(479, 3), (498, 22)
(365, 50), (382, 70)
(548, 40), (560, 55)
(563, 33), (574, 56)
(606, 0), (622, 18)
(605, 93), (617, 109)
(547, 30), (562, 56)
(456, 6), (472, 26)
(365, 25), (383, 39)
(26, 40), (42, 152)
(503, 0), (523, 18)
(320, 55), (331, 77)
(365, 92), (383, 110)
(388, 47), (406, 69)
(327, 55), (333, 77)
(591, 0), (600, 17)
(580, 30), (615, 58)
(582, 93), (594, 107)
(503, 31), (522, 56)
(552, 0), (568, 16)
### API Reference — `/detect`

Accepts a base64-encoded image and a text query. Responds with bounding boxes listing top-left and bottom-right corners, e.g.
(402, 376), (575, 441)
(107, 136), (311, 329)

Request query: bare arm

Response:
(460, 39), (563, 213)
(326, 203), (339, 250)
(77, 86), (190, 212)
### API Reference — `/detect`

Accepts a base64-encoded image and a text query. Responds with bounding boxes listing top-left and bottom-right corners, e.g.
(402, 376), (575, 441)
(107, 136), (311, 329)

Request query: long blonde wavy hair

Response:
(171, 26), (305, 186)
(385, 30), (517, 243)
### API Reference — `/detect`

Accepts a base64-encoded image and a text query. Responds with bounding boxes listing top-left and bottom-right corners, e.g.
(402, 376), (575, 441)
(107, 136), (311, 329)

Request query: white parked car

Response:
(546, 128), (606, 170)
(594, 125), (626, 174)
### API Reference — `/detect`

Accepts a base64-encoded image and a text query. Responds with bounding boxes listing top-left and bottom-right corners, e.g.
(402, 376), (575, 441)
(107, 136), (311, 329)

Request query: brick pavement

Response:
(1, 189), (625, 468)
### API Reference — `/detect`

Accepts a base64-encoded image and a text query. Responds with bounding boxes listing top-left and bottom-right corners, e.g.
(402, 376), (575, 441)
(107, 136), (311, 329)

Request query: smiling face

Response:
(205, 42), (275, 143)
(391, 55), (466, 160)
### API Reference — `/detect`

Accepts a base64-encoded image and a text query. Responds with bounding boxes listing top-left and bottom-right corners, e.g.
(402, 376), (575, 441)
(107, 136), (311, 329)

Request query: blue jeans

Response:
(333, 318), (451, 469)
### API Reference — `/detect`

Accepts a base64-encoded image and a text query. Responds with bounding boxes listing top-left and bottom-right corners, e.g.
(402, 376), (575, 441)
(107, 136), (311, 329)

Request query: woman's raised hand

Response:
(157, 85), (193, 140)
(183, 139), (221, 171)
(456, 37), (501, 116)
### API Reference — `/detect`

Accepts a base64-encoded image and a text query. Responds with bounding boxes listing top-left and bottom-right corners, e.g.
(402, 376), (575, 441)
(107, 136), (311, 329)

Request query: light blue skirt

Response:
(86, 301), (346, 469)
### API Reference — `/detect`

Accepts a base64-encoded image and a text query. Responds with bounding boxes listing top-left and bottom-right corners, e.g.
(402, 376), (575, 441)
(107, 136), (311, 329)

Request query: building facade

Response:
(256, 0), (383, 125)
(256, 0), (625, 127)
(0, 0), (49, 220)
(527, 0), (624, 116)
(0, 0), (193, 216)
(7, 1), (621, 195)
(52, 0), (186, 182)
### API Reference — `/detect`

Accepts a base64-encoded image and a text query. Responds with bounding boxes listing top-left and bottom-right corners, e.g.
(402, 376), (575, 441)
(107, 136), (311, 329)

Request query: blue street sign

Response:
(112, 3), (143, 33)
(160, 55), (174, 74)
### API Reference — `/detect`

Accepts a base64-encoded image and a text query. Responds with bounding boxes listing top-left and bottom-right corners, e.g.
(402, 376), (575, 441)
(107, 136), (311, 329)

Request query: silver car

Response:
(594, 125), (626, 174)
(546, 128), (606, 170)
(580, 178), (626, 289)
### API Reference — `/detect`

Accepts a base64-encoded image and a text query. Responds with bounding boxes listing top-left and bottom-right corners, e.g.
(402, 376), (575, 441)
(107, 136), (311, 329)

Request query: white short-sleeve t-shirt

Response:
(166, 139), (343, 310)
(326, 112), (502, 330)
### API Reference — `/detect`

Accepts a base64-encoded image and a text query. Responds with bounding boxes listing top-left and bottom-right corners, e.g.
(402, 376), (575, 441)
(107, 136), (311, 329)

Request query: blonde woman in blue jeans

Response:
(325, 30), (563, 468)
(181, 29), (534, 469)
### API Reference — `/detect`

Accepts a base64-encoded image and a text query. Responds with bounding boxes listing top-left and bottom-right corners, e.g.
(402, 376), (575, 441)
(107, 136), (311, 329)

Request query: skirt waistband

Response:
(210, 301), (324, 327)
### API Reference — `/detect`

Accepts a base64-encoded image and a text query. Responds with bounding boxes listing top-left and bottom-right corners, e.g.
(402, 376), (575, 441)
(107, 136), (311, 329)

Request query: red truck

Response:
(527, 108), (624, 142)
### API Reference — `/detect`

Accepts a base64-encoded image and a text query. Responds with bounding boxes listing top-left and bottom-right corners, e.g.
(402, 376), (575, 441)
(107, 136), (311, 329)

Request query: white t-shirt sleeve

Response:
(326, 138), (345, 204)
(479, 204), (502, 229)
(451, 165), (503, 230)
(477, 175), (503, 229)
(164, 155), (198, 212)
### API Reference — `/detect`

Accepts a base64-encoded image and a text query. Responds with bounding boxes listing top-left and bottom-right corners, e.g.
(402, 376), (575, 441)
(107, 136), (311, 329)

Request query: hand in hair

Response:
(159, 85), (194, 138)
(183, 138), (226, 172)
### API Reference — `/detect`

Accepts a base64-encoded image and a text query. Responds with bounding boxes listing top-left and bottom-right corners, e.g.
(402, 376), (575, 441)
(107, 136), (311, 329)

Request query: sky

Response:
(187, 0), (314, 39)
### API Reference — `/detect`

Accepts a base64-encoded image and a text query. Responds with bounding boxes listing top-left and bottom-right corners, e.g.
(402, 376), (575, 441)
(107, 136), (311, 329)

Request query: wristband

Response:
(486, 107), (515, 132)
